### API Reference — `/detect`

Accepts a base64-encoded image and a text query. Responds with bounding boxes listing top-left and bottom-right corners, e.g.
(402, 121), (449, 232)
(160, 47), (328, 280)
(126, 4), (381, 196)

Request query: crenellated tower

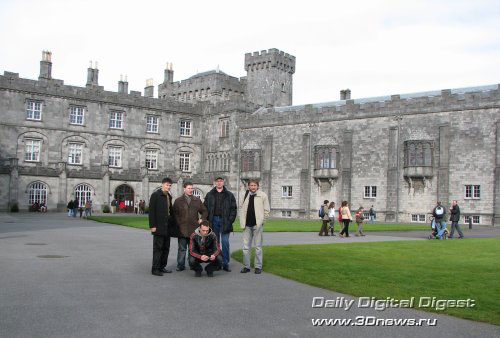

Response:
(244, 48), (295, 107)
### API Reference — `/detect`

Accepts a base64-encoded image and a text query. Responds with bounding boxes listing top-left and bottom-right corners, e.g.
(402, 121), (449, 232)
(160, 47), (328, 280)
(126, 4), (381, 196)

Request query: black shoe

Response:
(207, 270), (214, 277)
(152, 269), (163, 276)
(223, 266), (231, 272)
(160, 268), (172, 273)
(254, 268), (262, 274)
(176, 267), (185, 272)
(195, 270), (202, 277)
(240, 267), (251, 273)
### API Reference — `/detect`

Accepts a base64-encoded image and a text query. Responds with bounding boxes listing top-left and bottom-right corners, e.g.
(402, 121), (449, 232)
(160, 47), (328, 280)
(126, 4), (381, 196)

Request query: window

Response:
(69, 106), (84, 125)
(25, 139), (41, 162)
(222, 154), (229, 171)
(145, 149), (158, 170)
(108, 147), (122, 167)
(68, 143), (83, 165)
(28, 182), (47, 205)
(315, 147), (337, 169)
(179, 152), (190, 172)
(180, 120), (191, 136)
(411, 214), (426, 223)
(364, 186), (377, 198)
(219, 118), (230, 138)
(404, 141), (433, 167)
(26, 100), (42, 120)
(146, 115), (159, 133)
(241, 151), (259, 171)
(282, 186), (293, 198)
(281, 210), (292, 218)
(464, 215), (480, 224)
(465, 185), (480, 199)
(109, 111), (123, 129)
(74, 184), (92, 208)
(193, 189), (203, 200)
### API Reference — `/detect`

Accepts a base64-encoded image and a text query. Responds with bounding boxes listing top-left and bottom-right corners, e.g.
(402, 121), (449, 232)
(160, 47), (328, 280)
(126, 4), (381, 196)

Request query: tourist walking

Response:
(239, 180), (270, 274)
(72, 198), (79, 217)
(339, 201), (352, 237)
(318, 200), (330, 236)
(369, 205), (376, 224)
(328, 202), (336, 236)
(449, 200), (464, 239)
(203, 177), (237, 272)
(432, 201), (447, 240)
(355, 206), (365, 236)
(84, 200), (91, 218)
(111, 199), (117, 214)
(67, 200), (74, 216)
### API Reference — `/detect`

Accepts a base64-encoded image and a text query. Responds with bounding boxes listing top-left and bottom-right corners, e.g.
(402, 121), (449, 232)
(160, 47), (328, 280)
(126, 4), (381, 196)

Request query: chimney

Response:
(164, 62), (174, 84)
(86, 61), (99, 87)
(39, 50), (52, 80)
(340, 89), (351, 100)
(118, 74), (129, 94)
(144, 78), (154, 98)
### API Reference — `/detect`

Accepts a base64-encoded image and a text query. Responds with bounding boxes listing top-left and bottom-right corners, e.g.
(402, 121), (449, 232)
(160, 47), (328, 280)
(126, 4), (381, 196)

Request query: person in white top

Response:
(327, 202), (336, 236)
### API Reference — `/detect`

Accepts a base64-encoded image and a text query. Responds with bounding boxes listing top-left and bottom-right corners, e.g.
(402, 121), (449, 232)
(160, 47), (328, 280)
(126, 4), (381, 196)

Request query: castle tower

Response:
(244, 48), (295, 107)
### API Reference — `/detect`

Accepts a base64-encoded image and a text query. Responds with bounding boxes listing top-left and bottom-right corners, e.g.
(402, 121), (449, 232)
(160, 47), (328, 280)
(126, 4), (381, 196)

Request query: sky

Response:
(1, 0), (499, 105)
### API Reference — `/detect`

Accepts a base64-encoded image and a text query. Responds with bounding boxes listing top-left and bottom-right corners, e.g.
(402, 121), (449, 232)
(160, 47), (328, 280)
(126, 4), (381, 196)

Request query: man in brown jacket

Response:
(173, 181), (208, 271)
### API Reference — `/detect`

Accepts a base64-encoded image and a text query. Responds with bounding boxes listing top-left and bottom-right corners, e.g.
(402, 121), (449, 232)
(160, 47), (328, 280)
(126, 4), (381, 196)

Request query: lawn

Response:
(87, 216), (429, 232)
(232, 239), (500, 325)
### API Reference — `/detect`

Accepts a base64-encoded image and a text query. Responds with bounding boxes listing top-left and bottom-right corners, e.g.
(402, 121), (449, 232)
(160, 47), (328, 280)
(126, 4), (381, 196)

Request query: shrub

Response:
(10, 202), (19, 213)
(102, 205), (111, 213)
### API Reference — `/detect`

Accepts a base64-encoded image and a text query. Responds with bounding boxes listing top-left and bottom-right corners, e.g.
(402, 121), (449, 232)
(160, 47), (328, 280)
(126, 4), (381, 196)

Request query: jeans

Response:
(319, 220), (329, 236)
(242, 225), (263, 269)
(211, 216), (231, 268)
(449, 221), (464, 238)
(436, 220), (447, 239)
(72, 208), (78, 217)
(340, 219), (350, 237)
(329, 217), (335, 235)
(177, 237), (189, 269)
(369, 215), (375, 224)
(152, 235), (170, 270)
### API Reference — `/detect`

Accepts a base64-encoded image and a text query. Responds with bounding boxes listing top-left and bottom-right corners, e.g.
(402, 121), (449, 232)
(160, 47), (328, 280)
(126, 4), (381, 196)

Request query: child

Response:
(355, 207), (365, 236)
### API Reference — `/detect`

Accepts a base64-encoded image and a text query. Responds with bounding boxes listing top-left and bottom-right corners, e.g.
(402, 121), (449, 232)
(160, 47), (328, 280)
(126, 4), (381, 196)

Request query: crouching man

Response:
(189, 221), (222, 277)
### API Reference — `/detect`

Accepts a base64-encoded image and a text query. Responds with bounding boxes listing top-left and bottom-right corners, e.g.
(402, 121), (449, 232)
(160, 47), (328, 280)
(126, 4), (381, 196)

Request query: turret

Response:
(39, 50), (52, 80)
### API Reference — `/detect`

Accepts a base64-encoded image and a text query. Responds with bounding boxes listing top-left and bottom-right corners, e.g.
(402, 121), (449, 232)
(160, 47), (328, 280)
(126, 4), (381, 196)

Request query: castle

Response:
(0, 49), (498, 226)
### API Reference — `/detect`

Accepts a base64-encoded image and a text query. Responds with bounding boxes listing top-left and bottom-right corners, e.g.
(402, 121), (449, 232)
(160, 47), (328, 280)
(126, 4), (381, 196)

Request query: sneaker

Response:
(195, 270), (202, 277)
(160, 268), (172, 273)
(240, 267), (251, 273)
(254, 268), (262, 274)
(176, 267), (185, 272)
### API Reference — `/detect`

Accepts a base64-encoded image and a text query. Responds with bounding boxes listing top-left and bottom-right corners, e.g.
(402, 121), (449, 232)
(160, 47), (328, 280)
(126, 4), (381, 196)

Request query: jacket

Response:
(189, 227), (220, 259)
(341, 206), (352, 221)
(355, 212), (364, 224)
(148, 189), (175, 237)
(173, 195), (208, 238)
(239, 190), (270, 229)
(449, 205), (461, 222)
(433, 205), (446, 220)
(203, 187), (237, 234)
(321, 204), (330, 221)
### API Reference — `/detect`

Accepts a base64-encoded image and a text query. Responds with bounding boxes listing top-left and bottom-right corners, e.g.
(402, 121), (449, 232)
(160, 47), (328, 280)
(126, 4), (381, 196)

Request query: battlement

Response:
(244, 48), (295, 74)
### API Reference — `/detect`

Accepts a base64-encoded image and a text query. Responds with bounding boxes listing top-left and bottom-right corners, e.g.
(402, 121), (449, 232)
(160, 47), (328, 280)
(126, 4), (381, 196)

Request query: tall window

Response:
(193, 189), (203, 200)
(68, 143), (83, 165)
(146, 115), (159, 133)
(315, 147), (337, 169)
(180, 120), (191, 136)
(179, 152), (191, 172)
(465, 185), (480, 199)
(222, 154), (229, 171)
(69, 106), (85, 125)
(75, 184), (92, 208)
(109, 111), (123, 129)
(364, 186), (377, 198)
(404, 141), (433, 167)
(145, 149), (158, 169)
(241, 151), (259, 171)
(25, 139), (41, 162)
(282, 186), (293, 198)
(26, 100), (42, 120)
(28, 182), (47, 205)
(219, 118), (230, 138)
(108, 147), (122, 167)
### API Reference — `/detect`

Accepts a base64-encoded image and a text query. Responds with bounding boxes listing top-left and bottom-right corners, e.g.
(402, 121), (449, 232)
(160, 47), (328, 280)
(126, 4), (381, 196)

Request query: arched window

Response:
(314, 147), (337, 169)
(193, 189), (203, 201)
(28, 182), (47, 206)
(75, 184), (93, 208)
(404, 141), (433, 167)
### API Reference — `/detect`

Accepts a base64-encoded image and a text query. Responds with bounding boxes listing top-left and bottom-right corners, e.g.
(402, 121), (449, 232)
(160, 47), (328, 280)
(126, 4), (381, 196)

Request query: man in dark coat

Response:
(149, 177), (175, 276)
(203, 177), (237, 272)
(189, 221), (222, 277)
(173, 181), (208, 271)
(449, 200), (464, 239)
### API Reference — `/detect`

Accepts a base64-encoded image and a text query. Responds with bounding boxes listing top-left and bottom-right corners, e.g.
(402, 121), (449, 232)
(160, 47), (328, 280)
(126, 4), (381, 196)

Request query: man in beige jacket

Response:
(239, 180), (270, 274)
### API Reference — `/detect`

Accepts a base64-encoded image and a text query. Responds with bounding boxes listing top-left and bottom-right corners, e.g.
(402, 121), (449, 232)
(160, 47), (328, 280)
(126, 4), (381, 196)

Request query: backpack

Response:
(319, 205), (325, 218)
(435, 206), (444, 216)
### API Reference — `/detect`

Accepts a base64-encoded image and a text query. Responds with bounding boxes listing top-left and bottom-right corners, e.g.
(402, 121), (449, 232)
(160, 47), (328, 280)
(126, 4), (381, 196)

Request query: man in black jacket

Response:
(449, 200), (464, 239)
(203, 177), (237, 272)
(149, 177), (175, 276)
(189, 221), (222, 277)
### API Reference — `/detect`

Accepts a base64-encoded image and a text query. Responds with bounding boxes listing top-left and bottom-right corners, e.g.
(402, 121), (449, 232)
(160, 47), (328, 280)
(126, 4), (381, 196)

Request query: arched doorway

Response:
(28, 182), (48, 207)
(74, 184), (93, 208)
(114, 184), (134, 213)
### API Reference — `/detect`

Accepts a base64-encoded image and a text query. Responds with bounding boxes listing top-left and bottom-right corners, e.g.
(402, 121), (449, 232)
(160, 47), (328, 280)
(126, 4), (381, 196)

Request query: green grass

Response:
(87, 216), (429, 232)
(232, 239), (500, 325)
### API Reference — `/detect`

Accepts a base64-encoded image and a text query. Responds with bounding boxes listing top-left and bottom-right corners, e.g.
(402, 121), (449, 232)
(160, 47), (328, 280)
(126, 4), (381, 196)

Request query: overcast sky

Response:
(1, 0), (499, 105)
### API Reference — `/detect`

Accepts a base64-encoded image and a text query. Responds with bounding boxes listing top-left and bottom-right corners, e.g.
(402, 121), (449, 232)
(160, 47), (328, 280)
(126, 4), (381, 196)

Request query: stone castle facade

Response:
(0, 49), (499, 226)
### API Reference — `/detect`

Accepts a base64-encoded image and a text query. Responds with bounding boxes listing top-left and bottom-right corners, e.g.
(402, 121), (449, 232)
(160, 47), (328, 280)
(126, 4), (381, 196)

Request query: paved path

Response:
(0, 213), (498, 338)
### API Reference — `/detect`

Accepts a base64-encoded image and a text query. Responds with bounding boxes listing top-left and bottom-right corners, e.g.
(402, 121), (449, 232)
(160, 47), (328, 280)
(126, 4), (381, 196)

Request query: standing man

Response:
(318, 200), (330, 236)
(369, 205), (376, 224)
(203, 177), (237, 272)
(111, 198), (117, 214)
(148, 177), (175, 276)
(239, 180), (270, 274)
(432, 201), (447, 240)
(173, 182), (208, 271)
(449, 200), (464, 239)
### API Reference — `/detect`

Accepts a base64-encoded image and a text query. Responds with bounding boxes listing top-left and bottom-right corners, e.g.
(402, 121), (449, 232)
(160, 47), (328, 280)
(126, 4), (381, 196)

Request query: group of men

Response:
(432, 200), (464, 239)
(148, 177), (270, 277)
